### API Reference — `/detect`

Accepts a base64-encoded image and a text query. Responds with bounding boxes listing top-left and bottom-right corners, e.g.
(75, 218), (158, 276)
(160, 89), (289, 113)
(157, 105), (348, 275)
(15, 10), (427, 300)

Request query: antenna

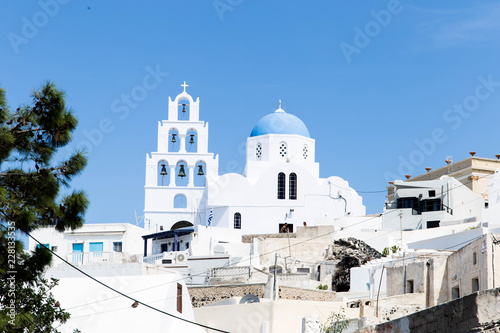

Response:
(134, 210), (145, 228)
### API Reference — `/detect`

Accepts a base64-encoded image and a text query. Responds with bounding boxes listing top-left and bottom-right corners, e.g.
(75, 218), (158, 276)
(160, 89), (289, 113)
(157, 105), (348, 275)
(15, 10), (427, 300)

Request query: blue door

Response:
(72, 243), (84, 263)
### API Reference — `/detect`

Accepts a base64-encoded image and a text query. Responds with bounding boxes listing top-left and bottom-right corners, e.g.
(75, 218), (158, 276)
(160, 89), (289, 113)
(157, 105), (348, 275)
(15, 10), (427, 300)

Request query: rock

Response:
(325, 238), (382, 292)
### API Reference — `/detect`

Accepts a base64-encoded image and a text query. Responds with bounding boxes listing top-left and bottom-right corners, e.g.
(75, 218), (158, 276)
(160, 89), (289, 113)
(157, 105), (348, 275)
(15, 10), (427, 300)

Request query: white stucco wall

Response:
(52, 273), (205, 333)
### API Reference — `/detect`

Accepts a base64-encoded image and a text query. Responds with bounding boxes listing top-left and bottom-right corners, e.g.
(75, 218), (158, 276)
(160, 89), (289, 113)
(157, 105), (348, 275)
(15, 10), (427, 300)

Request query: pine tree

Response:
(0, 82), (88, 332)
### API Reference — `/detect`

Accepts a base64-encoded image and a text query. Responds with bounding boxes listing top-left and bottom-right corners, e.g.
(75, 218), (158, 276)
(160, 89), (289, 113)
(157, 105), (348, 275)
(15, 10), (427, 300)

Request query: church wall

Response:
(208, 162), (366, 234)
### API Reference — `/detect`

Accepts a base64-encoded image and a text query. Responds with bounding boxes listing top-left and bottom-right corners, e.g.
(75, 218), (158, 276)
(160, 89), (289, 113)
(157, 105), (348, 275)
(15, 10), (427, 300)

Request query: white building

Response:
(51, 273), (206, 333)
(382, 175), (483, 231)
(143, 83), (366, 235)
(28, 223), (147, 266)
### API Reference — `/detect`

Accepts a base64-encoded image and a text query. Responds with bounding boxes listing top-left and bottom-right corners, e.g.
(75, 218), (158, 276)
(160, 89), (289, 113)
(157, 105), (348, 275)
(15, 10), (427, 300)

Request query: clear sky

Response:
(2, 1), (500, 225)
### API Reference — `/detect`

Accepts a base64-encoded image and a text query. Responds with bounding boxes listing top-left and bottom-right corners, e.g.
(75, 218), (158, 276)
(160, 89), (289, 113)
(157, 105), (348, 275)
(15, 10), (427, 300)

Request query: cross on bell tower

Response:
(181, 81), (189, 93)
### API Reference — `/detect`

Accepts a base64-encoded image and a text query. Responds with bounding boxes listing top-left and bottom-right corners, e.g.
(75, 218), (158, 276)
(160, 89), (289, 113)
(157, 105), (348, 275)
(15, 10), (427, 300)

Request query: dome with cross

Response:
(249, 101), (310, 138)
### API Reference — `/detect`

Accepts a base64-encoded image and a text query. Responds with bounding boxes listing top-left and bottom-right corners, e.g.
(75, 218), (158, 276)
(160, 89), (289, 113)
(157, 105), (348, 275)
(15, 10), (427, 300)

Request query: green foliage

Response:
(320, 308), (349, 333)
(382, 245), (401, 256)
(317, 284), (329, 290)
(0, 82), (88, 332)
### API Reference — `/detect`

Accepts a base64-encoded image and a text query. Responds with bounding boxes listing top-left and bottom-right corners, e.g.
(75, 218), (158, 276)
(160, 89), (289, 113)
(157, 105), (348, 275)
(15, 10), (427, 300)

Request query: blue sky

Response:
(2, 1), (500, 224)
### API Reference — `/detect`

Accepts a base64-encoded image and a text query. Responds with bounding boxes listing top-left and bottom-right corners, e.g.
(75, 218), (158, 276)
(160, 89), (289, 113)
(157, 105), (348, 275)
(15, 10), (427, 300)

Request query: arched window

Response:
(234, 213), (241, 229)
(175, 161), (188, 187)
(157, 160), (169, 186)
(178, 100), (190, 120)
(256, 143), (262, 161)
(186, 129), (198, 153)
(169, 128), (179, 152)
(194, 160), (206, 187)
(277, 173), (286, 200)
(174, 194), (187, 208)
(279, 142), (287, 159)
(289, 173), (297, 200)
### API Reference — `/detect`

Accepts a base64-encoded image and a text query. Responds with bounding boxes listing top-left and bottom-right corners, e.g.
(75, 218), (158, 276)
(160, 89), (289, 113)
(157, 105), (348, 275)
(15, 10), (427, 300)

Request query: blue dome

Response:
(250, 110), (310, 138)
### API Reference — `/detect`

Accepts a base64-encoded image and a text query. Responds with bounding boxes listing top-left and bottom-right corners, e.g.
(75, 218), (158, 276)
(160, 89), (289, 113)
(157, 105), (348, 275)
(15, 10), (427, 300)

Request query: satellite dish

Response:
(240, 294), (260, 304)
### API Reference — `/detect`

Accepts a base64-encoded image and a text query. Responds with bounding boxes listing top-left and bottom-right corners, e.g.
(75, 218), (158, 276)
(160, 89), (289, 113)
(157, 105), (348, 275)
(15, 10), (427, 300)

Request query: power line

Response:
(24, 231), (229, 333)
(35, 173), (498, 314)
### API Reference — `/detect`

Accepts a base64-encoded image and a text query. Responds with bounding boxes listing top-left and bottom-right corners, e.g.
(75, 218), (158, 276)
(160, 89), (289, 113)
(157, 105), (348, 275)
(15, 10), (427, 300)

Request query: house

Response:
(28, 223), (147, 266)
(383, 176), (483, 231)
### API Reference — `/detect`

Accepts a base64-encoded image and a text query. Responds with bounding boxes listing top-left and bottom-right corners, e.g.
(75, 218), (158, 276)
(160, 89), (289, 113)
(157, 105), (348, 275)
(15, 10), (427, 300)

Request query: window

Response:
(279, 142), (287, 158)
(174, 194), (187, 208)
(297, 268), (310, 274)
(406, 280), (414, 293)
(472, 278), (479, 292)
(427, 220), (440, 229)
(473, 252), (477, 265)
(451, 286), (460, 300)
(289, 173), (297, 200)
(428, 190), (436, 197)
(177, 283), (183, 313)
(277, 173), (286, 199)
(51, 246), (58, 252)
(234, 212), (241, 229)
(423, 199), (441, 212)
(279, 223), (293, 233)
(161, 243), (168, 253)
(185, 242), (189, 249)
(397, 197), (418, 210)
(89, 242), (103, 252)
(72, 243), (83, 253)
(113, 242), (122, 252)
(37, 243), (50, 249)
(256, 144), (262, 160)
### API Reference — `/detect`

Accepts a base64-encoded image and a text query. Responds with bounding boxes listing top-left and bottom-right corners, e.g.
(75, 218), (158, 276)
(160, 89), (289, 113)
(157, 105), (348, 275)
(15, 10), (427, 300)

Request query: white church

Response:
(143, 82), (366, 235)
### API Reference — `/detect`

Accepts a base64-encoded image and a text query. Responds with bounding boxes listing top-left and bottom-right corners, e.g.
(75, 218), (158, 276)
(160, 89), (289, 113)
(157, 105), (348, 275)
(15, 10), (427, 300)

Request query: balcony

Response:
(67, 251), (123, 265)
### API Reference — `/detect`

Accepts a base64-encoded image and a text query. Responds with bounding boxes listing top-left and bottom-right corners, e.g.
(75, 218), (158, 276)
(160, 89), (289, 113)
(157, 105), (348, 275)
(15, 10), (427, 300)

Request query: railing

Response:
(68, 251), (123, 265)
(143, 252), (167, 264)
(385, 201), (453, 215)
(211, 266), (249, 279)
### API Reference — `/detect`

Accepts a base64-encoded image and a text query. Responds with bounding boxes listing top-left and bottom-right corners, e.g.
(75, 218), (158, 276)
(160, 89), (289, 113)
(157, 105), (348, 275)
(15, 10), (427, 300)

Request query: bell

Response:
(197, 165), (204, 176)
(178, 165), (186, 178)
(182, 104), (186, 113)
(171, 134), (177, 143)
(189, 134), (195, 144)
(160, 164), (168, 176)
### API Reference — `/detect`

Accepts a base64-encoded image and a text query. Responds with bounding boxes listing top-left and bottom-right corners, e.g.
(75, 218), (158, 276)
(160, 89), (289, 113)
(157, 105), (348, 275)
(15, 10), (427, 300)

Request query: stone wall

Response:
(357, 288), (500, 333)
(278, 286), (337, 302)
(189, 283), (266, 308)
(189, 284), (337, 307)
(242, 233), (297, 243)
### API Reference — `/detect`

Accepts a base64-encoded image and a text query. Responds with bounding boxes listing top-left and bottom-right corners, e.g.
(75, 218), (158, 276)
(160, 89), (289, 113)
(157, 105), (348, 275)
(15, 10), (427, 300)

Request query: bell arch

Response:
(175, 160), (189, 187)
(177, 98), (190, 121)
(157, 160), (170, 186)
(169, 128), (180, 152)
(186, 128), (198, 153)
(194, 160), (206, 187)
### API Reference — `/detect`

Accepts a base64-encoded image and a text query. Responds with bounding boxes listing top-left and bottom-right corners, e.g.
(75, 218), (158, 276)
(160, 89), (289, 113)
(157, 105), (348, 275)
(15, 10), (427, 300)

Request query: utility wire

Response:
(34, 173), (498, 314)
(24, 231), (229, 333)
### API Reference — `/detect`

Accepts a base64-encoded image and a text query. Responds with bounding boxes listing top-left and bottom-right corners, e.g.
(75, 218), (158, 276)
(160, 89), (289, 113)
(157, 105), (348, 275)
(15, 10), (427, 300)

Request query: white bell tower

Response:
(144, 82), (219, 232)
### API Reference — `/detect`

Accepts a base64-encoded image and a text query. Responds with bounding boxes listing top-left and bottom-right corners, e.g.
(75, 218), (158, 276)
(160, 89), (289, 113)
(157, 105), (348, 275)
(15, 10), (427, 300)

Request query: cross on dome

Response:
(275, 99), (285, 113)
(181, 81), (189, 93)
